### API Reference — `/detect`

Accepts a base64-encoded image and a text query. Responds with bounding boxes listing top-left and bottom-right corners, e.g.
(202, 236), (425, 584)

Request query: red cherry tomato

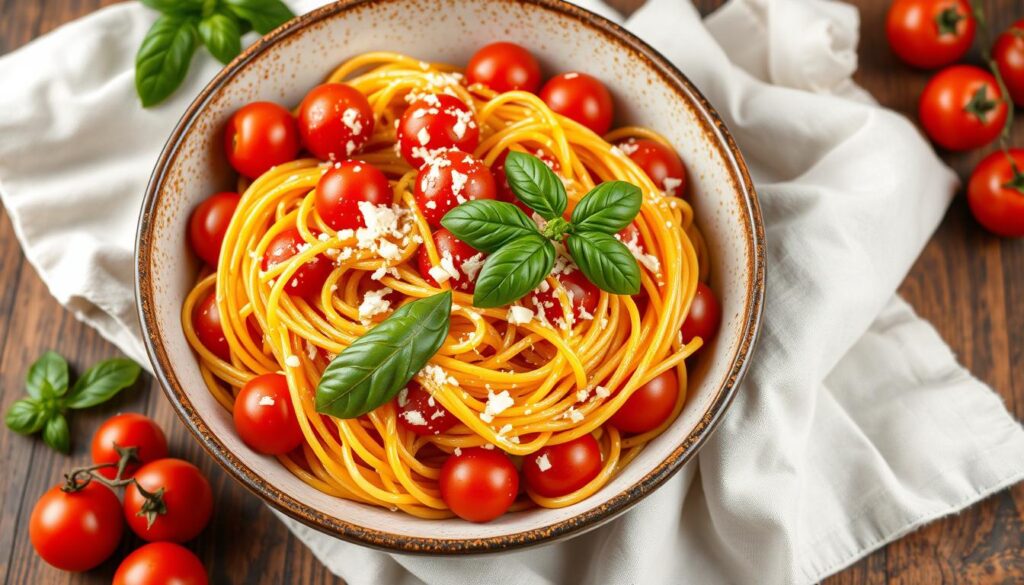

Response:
(466, 42), (542, 94)
(617, 222), (644, 253)
(188, 192), (240, 266)
(886, 0), (975, 69)
(113, 542), (208, 585)
(262, 228), (334, 299)
(397, 94), (479, 168)
(919, 65), (1007, 151)
(993, 19), (1024, 106)
(682, 282), (721, 345)
(124, 459), (213, 543)
(439, 447), (519, 522)
(91, 413), (169, 480)
(609, 370), (679, 434)
(529, 269), (599, 326)
(618, 138), (687, 198)
(522, 434), (602, 497)
(539, 72), (614, 135)
(233, 373), (304, 455)
(297, 83), (374, 161)
(417, 228), (485, 291)
(967, 149), (1024, 237)
(414, 149), (496, 227)
(492, 148), (561, 213)
(315, 160), (392, 230)
(192, 291), (230, 361)
(29, 482), (123, 572)
(224, 102), (300, 179)
(396, 383), (458, 436)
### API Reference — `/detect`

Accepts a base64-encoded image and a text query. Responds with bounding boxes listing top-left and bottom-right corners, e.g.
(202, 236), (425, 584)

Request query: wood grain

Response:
(0, 0), (1021, 583)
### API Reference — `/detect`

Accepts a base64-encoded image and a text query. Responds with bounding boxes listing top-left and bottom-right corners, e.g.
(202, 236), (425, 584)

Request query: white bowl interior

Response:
(143, 0), (756, 543)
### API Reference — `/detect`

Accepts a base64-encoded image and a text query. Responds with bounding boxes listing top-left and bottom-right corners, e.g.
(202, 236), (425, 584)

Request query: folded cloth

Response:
(1, 1), (1022, 584)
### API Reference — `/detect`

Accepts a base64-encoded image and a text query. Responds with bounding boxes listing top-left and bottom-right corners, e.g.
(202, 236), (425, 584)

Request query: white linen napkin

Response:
(1, 1), (1022, 584)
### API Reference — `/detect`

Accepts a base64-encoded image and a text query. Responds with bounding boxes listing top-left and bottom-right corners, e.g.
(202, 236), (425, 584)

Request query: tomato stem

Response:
(935, 6), (965, 37)
(1004, 164), (1024, 195)
(969, 1), (1016, 153)
(58, 443), (168, 525)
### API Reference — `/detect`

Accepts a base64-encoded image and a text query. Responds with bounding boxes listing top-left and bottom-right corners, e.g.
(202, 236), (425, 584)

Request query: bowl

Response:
(135, 0), (765, 554)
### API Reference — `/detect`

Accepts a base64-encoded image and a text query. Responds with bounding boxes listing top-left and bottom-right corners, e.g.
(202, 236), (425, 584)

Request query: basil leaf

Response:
(65, 359), (142, 409)
(199, 11), (243, 64)
(316, 292), (452, 419)
(135, 15), (199, 107)
(566, 231), (641, 295)
(26, 351), (69, 399)
(473, 235), (556, 308)
(571, 181), (643, 234)
(223, 0), (295, 35)
(441, 200), (538, 253)
(42, 414), (71, 454)
(141, 0), (204, 15)
(5, 399), (50, 435)
(504, 151), (567, 221)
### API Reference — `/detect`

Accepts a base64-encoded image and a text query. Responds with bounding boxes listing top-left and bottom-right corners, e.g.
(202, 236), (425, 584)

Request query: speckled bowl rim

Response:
(136, 0), (765, 555)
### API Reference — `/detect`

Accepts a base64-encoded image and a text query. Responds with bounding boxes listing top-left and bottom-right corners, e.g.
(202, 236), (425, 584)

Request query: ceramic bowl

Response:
(136, 0), (764, 554)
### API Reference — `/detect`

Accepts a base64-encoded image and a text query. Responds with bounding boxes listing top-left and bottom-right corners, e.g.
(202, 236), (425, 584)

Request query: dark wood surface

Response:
(0, 0), (1021, 583)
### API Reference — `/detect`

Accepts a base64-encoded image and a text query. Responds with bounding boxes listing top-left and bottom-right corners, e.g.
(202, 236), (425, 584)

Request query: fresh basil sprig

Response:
(316, 291), (452, 419)
(441, 151), (644, 307)
(135, 0), (296, 107)
(5, 352), (142, 453)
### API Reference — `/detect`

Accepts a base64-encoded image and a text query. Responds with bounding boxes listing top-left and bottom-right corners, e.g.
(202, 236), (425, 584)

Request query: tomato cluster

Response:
(29, 414), (211, 582)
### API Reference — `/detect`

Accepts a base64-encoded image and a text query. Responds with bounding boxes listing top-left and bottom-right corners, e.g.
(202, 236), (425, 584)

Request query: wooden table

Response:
(1, 0), (1021, 583)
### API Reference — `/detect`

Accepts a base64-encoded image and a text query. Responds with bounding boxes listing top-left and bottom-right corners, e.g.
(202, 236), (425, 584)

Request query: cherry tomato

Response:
(91, 413), (169, 480)
(417, 228), (485, 291)
(617, 222), (644, 252)
(297, 83), (374, 161)
(993, 19), (1024, 106)
(262, 228), (334, 299)
(609, 370), (679, 434)
(681, 281), (721, 345)
(315, 160), (392, 230)
(522, 434), (602, 498)
(29, 481), (123, 572)
(113, 542), (208, 585)
(529, 269), (599, 326)
(397, 94), (479, 168)
(617, 138), (687, 198)
(539, 72), (614, 135)
(192, 291), (230, 361)
(233, 373), (303, 455)
(414, 149), (496, 227)
(124, 459), (213, 543)
(396, 383), (458, 436)
(492, 148), (561, 213)
(188, 192), (240, 266)
(919, 65), (1007, 151)
(967, 149), (1024, 237)
(466, 42), (542, 94)
(886, 0), (975, 69)
(439, 447), (519, 522)
(224, 102), (300, 179)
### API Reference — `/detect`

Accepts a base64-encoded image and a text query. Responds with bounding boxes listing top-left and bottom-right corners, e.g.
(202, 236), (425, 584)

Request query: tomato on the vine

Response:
(522, 434), (602, 498)
(234, 373), (304, 455)
(123, 458), (213, 543)
(529, 269), (599, 326)
(192, 291), (230, 361)
(617, 138), (687, 198)
(113, 542), (208, 585)
(262, 228), (334, 299)
(297, 83), (375, 161)
(188, 192), (240, 267)
(29, 481), (123, 572)
(397, 94), (479, 168)
(539, 72), (614, 135)
(414, 149), (496, 227)
(993, 19), (1024, 106)
(466, 42), (542, 94)
(886, 0), (975, 69)
(417, 228), (485, 291)
(681, 282), (721, 345)
(315, 160), (393, 230)
(439, 447), (519, 522)
(224, 102), (300, 179)
(918, 65), (1007, 151)
(396, 383), (459, 436)
(91, 413), (169, 480)
(967, 149), (1024, 237)
(608, 370), (679, 434)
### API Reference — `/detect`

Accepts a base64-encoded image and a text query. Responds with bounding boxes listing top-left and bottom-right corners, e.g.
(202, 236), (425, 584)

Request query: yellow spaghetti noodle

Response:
(182, 52), (706, 519)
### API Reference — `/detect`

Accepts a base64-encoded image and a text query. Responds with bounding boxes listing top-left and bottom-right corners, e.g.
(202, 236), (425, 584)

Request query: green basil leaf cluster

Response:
(5, 352), (142, 453)
(136, 0), (295, 107)
(441, 151), (643, 308)
(315, 291), (452, 419)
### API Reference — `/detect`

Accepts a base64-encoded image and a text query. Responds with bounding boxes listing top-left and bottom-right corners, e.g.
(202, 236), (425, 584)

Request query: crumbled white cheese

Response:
(419, 363), (459, 388)
(595, 385), (611, 399)
(285, 355), (300, 368)
(258, 395), (275, 406)
(431, 409), (446, 420)
(450, 170), (468, 200)
(480, 390), (514, 423)
(454, 447), (462, 456)
(358, 287), (393, 321)
(576, 389), (590, 402)
(662, 177), (683, 196)
(401, 410), (427, 426)
(618, 230), (661, 273)
(507, 305), (534, 325)
(397, 387), (409, 407)
(536, 453), (552, 472)
(460, 253), (485, 280)
(618, 140), (639, 156)
(416, 126), (431, 146)
(565, 407), (584, 423)
(341, 107), (363, 136)
(497, 423), (513, 436)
